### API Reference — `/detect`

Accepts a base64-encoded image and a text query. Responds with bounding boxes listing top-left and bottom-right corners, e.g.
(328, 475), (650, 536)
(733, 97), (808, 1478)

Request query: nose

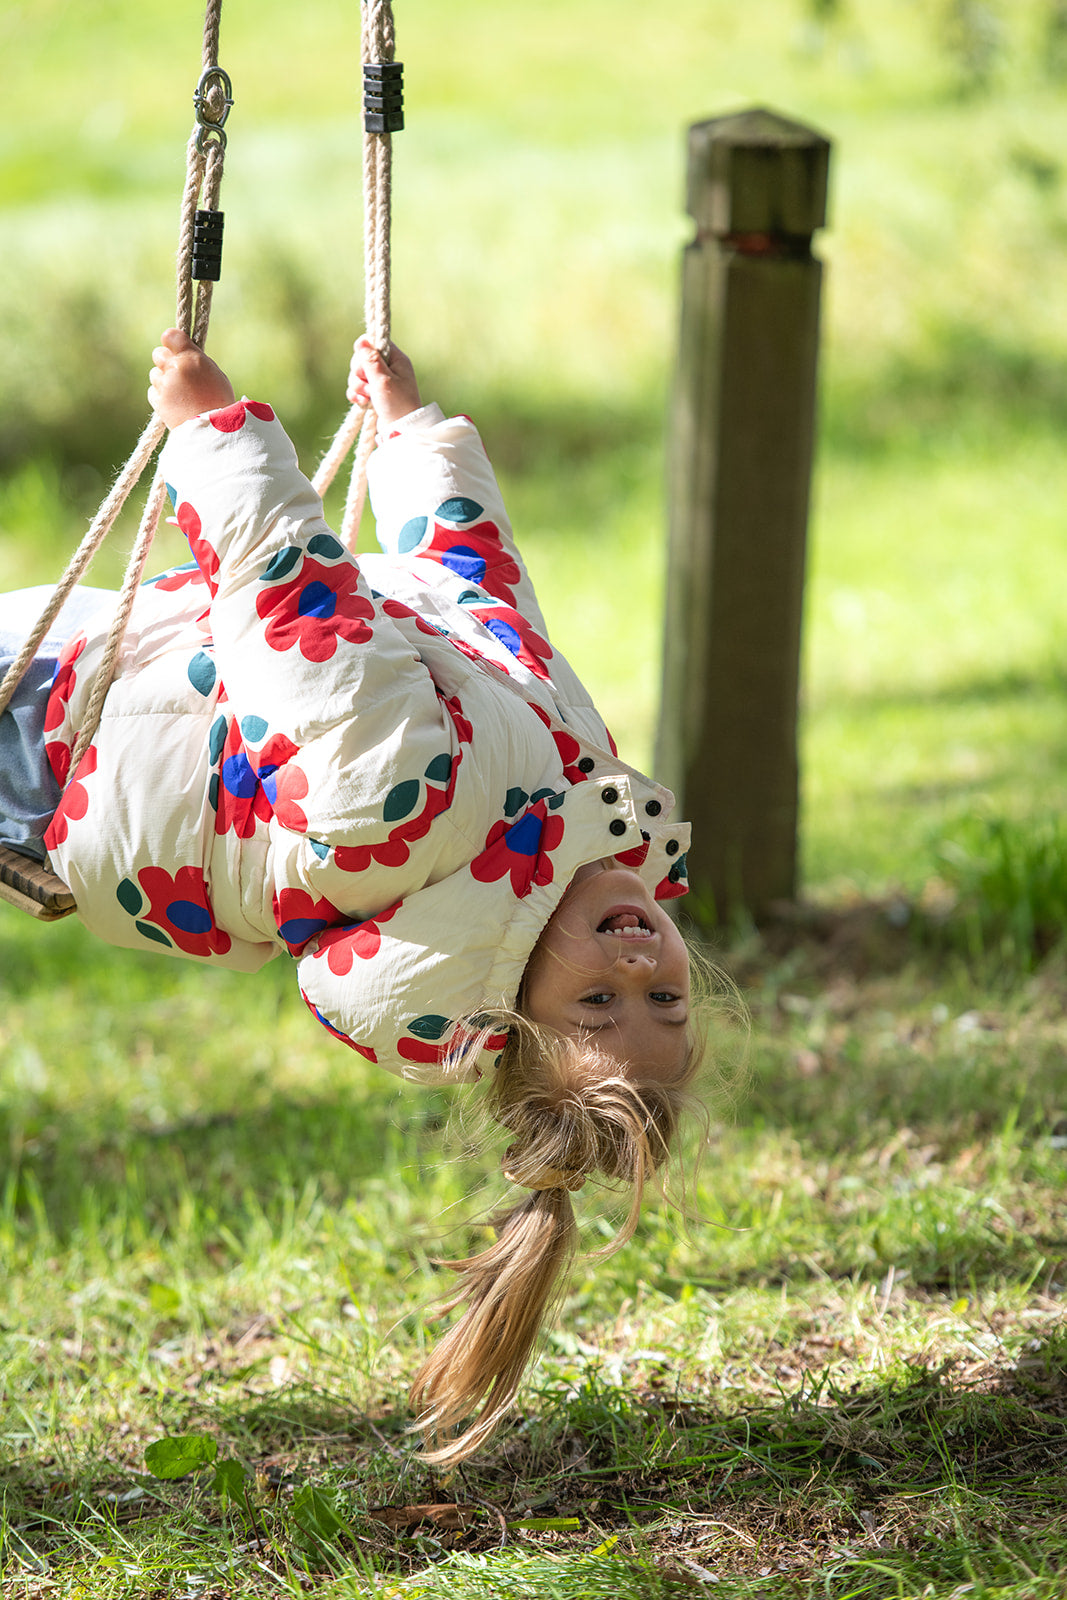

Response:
(613, 947), (655, 976)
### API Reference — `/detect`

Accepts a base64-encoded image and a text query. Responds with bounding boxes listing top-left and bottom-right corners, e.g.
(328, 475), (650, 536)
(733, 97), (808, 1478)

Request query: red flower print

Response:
(300, 992), (377, 1060)
(412, 517), (522, 608)
(397, 1034), (450, 1066)
(382, 597), (443, 638)
(212, 719), (274, 840)
(132, 864), (232, 958)
(333, 832), (410, 875)
(614, 834), (651, 871)
(44, 744), (98, 848)
(44, 632), (86, 737)
(333, 750), (461, 876)
(529, 697), (614, 770)
(453, 631), (508, 672)
(176, 501), (220, 596)
(257, 554), (374, 663)
(656, 853), (689, 902)
(313, 902), (401, 975)
(266, 760), (310, 833)
(147, 561), (207, 593)
(441, 692), (473, 746)
(254, 730), (300, 774)
(470, 800), (566, 898)
(552, 729), (591, 785)
(272, 886), (343, 955)
(208, 399), (275, 432)
(468, 602), (552, 680)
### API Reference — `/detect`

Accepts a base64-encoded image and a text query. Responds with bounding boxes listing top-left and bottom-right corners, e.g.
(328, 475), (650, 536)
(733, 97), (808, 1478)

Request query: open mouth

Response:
(597, 908), (653, 938)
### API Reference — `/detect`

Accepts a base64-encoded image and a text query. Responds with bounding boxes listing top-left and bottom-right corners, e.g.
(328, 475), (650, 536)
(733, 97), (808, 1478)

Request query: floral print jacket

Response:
(44, 399), (690, 1082)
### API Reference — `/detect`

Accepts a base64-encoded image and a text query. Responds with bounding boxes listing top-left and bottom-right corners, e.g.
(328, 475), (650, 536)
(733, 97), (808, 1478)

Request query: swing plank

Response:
(0, 844), (76, 921)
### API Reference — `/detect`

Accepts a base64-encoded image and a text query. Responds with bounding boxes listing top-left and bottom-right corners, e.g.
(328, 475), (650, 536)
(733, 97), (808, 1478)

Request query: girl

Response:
(3, 329), (703, 1460)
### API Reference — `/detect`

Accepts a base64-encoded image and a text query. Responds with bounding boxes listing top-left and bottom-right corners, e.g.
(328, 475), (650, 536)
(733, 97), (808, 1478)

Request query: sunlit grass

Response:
(5, 4), (1067, 1596)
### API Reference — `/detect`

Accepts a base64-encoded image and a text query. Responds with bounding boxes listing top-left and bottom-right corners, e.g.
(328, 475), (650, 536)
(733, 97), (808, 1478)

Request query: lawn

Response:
(3, 1), (1067, 1595)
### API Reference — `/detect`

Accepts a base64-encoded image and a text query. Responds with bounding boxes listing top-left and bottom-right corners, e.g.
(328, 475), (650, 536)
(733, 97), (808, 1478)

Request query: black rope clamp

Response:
(363, 62), (404, 133)
(192, 209), (225, 281)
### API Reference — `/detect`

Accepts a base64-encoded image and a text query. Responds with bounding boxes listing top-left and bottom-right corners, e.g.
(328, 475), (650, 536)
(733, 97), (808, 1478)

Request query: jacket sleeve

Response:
(294, 806), (571, 1084)
(157, 401), (467, 892)
(366, 409), (552, 637)
(295, 875), (522, 1085)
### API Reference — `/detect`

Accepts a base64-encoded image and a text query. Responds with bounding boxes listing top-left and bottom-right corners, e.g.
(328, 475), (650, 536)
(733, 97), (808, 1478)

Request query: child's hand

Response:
(347, 337), (422, 426)
(148, 328), (236, 429)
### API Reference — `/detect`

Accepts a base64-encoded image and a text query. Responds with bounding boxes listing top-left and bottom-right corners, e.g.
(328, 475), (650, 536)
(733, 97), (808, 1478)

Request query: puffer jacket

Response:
(44, 398), (690, 1082)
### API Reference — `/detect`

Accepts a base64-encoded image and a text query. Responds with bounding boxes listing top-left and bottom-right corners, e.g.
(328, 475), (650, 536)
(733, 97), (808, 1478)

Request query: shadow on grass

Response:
(824, 317), (1067, 458)
(6, 1336), (1067, 1594)
(813, 663), (1067, 715)
(0, 1086), (456, 1247)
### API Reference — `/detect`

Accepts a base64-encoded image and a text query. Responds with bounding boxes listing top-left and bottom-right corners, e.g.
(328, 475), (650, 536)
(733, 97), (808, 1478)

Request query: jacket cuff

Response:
(378, 401), (446, 445)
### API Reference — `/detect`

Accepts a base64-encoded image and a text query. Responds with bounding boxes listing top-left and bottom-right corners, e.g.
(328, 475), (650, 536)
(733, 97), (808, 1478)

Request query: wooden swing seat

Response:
(0, 843), (76, 921)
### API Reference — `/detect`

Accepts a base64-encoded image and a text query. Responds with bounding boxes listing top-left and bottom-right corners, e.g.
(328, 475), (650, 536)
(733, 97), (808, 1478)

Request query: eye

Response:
(651, 991), (681, 1004)
(580, 992), (614, 1006)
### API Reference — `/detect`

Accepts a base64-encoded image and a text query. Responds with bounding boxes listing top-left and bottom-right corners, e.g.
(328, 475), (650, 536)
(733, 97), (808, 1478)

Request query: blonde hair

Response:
(407, 999), (709, 1464)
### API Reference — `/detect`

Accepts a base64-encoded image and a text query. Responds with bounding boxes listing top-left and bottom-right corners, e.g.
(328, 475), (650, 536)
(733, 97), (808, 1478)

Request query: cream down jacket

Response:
(43, 399), (690, 1082)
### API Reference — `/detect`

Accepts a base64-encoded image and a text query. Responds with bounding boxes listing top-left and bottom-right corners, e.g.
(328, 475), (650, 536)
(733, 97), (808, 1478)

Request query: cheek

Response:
(520, 944), (554, 1015)
(661, 928), (691, 987)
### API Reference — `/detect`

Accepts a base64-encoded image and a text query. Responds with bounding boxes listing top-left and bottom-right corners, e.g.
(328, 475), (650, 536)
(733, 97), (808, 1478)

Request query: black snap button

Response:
(644, 799), (662, 817)
(601, 786), (619, 804)
(665, 838), (679, 856)
(577, 757), (595, 773)
(609, 818), (627, 837)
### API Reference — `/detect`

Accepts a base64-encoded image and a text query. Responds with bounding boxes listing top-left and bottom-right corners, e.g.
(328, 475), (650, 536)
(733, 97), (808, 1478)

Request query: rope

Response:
(0, 1), (230, 777)
(312, 0), (396, 546)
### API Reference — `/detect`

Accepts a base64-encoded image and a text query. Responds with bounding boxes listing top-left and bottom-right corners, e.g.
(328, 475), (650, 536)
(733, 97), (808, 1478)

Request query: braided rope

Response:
(0, 2), (229, 781)
(312, 0), (396, 546)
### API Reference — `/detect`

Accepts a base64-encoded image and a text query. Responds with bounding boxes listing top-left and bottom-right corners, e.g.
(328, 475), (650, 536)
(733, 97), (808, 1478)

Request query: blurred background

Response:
(5, 0), (1067, 910)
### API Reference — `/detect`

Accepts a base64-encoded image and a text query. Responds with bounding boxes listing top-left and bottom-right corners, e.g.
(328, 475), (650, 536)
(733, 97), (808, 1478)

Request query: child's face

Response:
(523, 865), (691, 1082)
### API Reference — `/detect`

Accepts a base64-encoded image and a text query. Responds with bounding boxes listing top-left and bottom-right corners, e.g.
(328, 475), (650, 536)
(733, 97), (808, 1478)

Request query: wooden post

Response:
(657, 107), (830, 925)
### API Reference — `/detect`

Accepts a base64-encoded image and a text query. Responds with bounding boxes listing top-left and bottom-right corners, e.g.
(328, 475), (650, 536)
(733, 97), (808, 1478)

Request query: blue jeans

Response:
(0, 586), (113, 862)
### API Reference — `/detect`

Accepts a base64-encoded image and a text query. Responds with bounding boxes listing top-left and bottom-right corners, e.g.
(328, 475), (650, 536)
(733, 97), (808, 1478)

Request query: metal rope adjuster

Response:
(194, 65), (234, 152)
(363, 61), (404, 133)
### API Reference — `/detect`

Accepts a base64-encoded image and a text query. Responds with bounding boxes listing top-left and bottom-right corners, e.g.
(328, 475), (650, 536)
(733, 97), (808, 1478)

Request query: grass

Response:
(6, 3), (1067, 871)
(3, 904), (1067, 1596)
(4, 0), (1067, 1595)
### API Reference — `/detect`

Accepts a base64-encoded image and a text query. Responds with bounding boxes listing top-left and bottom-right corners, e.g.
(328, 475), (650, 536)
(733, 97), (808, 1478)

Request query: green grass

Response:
(5, 1), (1067, 1595)
(6, 2), (1067, 870)
(3, 905), (1067, 1597)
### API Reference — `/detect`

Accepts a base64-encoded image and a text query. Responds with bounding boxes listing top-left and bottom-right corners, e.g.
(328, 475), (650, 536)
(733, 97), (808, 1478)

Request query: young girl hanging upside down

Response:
(1, 328), (706, 1461)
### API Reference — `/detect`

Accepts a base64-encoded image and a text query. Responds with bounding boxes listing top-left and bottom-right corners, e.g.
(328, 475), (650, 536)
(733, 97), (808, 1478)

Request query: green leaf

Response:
(508, 1516), (582, 1531)
(212, 1459), (248, 1501)
(292, 1483), (345, 1542)
(144, 1434), (218, 1480)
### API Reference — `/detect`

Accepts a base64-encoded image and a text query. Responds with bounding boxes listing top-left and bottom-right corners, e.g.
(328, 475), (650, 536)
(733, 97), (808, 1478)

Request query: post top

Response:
(687, 106), (831, 238)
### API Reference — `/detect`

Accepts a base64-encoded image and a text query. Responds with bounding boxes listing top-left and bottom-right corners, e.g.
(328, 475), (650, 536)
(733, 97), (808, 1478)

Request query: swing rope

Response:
(0, 0), (231, 917)
(0, 0), (396, 918)
(69, 31), (232, 779)
(0, 1), (230, 755)
(312, 0), (398, 548)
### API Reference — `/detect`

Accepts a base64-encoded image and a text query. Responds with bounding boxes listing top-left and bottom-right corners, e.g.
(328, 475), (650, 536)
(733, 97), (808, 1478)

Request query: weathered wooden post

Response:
(657, 107), (830, 925)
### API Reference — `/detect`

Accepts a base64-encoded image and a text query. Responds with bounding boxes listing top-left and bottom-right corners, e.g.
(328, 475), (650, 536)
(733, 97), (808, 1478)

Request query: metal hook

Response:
(193, 65), (234, 150)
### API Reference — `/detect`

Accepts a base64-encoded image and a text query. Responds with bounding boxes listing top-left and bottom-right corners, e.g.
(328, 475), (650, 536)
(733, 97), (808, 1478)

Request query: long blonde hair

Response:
(407, 1006), (707, 1463)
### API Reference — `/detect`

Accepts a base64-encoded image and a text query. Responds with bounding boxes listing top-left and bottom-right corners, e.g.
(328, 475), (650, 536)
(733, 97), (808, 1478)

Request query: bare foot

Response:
(148, 328), (236, 429)
(347, 337), (422, 426)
